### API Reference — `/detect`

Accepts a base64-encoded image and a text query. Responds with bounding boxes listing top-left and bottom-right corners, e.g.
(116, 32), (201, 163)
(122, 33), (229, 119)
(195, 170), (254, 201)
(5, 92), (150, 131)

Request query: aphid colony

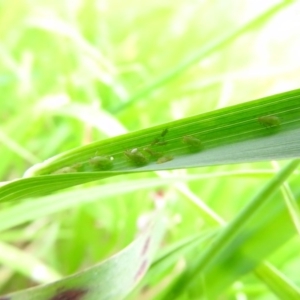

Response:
(124, 128), (172, 166)
(123, 128), (203, 166)
(52, 114), (280, 174)
(52, 129), (173, 174)
(52, 128), (204, 174)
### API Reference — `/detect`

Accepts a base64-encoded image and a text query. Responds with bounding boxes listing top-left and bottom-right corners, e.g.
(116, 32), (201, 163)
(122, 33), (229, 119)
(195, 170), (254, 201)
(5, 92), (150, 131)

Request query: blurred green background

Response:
(1, 0), (300, 298)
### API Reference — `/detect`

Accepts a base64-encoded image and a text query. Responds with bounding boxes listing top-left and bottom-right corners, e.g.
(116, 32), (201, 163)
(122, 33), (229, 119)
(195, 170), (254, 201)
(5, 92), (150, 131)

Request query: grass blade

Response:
(1, 210), (165, 300)
(1, 89), (300, 202)
(164, 159), (300, 298)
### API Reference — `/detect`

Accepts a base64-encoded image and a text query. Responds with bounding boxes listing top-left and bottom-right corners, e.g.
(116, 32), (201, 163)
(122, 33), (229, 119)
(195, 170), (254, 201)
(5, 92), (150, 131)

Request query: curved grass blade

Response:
(1, 89), (300, 203)
(0, 176), (203, 233)
(163, 159), (300, 298)
(0, 210), (165, 300)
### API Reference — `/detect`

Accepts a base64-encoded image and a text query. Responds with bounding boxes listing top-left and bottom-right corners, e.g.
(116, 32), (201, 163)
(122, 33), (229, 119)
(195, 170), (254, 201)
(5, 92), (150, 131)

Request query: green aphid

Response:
(160, 128), (169, 137)
(258, 115), (281, 128)
(155, 141), (168, 146)
(52, 166), (78, 174)
(90, 155), (113, 170)
(156, 155), (173, 164)
(151, 128), (169, 146)
(182, 135), (202, 151)
(124, 148), (148, 166)
(143, 147), (163, 158)
(151, 138), (168, 146)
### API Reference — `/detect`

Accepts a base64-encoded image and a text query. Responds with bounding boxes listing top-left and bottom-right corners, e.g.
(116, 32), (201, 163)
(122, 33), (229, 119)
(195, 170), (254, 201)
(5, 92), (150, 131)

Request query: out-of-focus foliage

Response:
(1, 0), (300, 298)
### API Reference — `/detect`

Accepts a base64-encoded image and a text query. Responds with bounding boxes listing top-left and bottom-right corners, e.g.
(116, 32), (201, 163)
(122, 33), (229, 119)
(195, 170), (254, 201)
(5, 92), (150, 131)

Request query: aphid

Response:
(182, 135), (202, 151)
(143, 147), (163, 158)
(151, 128), (169, 146)
(90, 154), (113, 170)
(155, 140), (168, 146)
(258, 115), (281, 128)
(156, 155), (173, 164)
(124, 148), (148, 166)
(150, 137), (168, 146)
(160, 128), (169, 137)
(52, 166), (77, 174)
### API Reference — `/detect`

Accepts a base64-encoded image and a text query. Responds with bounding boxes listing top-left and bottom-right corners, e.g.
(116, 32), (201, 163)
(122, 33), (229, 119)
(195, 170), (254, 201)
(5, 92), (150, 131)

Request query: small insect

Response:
(90, 155), (113, 170)
(151, 128), (169, 146)
(150, 137), (168, 146)
(155, 140), (168, 146)
(143, 147), (163, 158)
(160, 128), (169, 137)
(182, 135), (202, 151)
(52, 166), (77, 174)
(124, 148), (148, 166)
(156, 155), (173, 164)
(258, 115), (281, 128)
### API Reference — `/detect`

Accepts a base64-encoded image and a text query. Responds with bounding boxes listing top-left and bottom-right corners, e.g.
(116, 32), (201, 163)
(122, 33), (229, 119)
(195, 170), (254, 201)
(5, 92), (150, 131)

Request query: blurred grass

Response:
(1, 0), (300, 298)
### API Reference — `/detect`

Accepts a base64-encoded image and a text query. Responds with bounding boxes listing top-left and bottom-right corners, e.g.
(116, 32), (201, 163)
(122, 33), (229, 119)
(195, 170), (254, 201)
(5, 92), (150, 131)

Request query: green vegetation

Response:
(1, 0), (300, 299)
